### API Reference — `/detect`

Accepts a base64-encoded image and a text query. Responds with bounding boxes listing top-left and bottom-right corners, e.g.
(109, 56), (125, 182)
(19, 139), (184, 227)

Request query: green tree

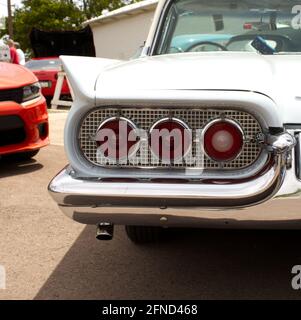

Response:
(82, 0), (139, 20)
(12, 0), (142, 53)
(13, 0), (85, 52)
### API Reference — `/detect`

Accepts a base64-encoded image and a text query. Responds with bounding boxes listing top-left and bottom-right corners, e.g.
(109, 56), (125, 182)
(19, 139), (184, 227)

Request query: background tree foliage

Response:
(82, 0), (135, 20)
(4, 0), (140, 54)
(13, 0), (84, 52)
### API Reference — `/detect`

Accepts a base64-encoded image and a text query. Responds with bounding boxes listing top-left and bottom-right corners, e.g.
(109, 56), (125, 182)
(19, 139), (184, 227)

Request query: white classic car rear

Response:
(49, 0), (301, 243)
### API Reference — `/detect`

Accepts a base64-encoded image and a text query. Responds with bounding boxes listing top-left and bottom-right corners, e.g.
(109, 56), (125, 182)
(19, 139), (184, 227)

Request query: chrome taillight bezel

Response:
(95, 116), (140, 161)
(148, 117), (192, 162)
(202, 118), (245, 163)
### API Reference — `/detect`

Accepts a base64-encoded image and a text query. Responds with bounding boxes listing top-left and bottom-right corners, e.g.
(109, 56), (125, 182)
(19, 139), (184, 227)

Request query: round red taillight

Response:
(95, 117), (139, 161)
(149, 118), (192, 162)
(203, 119), (244, 162)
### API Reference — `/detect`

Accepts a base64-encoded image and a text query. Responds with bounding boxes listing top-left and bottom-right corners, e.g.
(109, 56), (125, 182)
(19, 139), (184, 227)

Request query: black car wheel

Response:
(125, 226), (163, 244)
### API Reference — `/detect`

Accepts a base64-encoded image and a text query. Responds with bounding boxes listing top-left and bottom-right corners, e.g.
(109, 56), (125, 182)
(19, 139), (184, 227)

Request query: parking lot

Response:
(0, 109), (300, 299)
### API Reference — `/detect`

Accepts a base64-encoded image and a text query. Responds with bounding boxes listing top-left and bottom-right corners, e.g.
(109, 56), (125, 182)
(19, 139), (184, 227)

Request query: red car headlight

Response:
(22, 82), (41, 102)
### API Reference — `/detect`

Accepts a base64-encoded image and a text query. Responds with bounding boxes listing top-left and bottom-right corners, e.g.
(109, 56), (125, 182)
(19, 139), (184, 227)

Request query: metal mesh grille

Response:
(79, 108), (263, 170)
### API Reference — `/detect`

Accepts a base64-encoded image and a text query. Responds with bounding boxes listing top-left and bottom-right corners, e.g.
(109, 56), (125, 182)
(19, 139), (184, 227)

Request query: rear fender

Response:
(60, 55), (122, 105)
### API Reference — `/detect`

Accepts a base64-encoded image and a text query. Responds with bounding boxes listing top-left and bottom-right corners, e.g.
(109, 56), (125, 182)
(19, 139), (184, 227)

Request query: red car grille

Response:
(0, 115), (26, 147)
(0, 88), (23, 104)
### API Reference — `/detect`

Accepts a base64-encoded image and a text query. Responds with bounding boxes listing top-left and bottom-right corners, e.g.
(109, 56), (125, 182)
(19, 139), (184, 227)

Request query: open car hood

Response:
(29, 26), (95, 58)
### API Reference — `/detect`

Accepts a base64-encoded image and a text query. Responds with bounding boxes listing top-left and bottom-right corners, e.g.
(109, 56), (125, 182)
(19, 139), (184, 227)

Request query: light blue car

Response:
(169, 34), (233, 52)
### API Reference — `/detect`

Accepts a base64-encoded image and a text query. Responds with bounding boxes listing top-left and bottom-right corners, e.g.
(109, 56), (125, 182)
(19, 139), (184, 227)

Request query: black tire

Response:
(125, 226), (163, 244)
(13, 149), (40, 160)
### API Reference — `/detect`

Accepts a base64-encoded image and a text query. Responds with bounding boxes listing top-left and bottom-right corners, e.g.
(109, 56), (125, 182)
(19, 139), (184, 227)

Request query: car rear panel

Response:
(33, 69), (70, 97)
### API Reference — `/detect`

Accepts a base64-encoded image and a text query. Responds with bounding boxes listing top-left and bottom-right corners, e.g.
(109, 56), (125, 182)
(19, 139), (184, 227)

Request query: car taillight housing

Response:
(149, 117), (192, 162)
(95, 117), (139, 161)
(243, 23), (253, 30)
(203, 119), (244, 162)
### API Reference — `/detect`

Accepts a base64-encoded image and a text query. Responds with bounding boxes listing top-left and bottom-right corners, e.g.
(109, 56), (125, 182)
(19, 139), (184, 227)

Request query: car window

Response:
(155, 0), (301, 55)
(25, 59), (61, 70)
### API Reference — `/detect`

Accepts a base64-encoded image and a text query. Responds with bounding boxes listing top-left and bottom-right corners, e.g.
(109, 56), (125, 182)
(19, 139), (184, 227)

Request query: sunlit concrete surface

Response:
(48, 109), (68, 146)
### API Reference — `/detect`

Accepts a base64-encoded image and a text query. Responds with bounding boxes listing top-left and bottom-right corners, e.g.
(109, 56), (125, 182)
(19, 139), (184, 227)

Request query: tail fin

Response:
(60, 55), (121, 104)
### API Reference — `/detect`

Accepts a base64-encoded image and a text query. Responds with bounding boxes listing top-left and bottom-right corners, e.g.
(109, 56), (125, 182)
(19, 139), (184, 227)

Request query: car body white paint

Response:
(62, 52), (301, 126)
(49, 0), (301, 230)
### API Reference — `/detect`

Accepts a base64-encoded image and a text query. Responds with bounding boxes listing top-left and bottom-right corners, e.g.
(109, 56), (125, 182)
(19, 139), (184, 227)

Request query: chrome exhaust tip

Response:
(96, 222), (114, 241)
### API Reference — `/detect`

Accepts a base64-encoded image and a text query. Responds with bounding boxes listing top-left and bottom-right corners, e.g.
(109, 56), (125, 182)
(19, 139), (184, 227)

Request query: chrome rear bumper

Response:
(48, 132), (301, 228)
(48, 168), (301, 228)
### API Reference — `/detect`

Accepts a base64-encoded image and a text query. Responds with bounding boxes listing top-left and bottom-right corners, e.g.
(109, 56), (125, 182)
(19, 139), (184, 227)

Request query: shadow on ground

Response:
(35, 226), (301, 300)
(0, 156), (43, 178)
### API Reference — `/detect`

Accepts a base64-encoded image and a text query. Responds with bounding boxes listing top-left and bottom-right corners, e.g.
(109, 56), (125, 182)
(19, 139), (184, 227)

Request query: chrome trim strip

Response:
(149, 116), (191, 133)
(295, 132), (301, 180)
(21, 95), (43, 107)
(267, 132), (297, 154)
(95, 116), (137, 133)
(149, 0), (173, 56)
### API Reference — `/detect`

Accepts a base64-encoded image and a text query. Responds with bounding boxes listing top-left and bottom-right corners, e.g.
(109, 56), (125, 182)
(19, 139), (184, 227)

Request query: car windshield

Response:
(25, 59), (61, 70)
(155, 0), (301, 55)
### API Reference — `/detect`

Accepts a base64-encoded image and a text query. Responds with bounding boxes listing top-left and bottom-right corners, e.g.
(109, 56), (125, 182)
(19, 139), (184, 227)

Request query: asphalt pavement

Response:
(0, 110), (301, 299)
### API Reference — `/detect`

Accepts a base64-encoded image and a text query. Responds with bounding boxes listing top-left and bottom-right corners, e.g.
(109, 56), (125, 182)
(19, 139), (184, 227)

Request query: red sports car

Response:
(0, 62), (49, 159)
(25, 57), (70, 106)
